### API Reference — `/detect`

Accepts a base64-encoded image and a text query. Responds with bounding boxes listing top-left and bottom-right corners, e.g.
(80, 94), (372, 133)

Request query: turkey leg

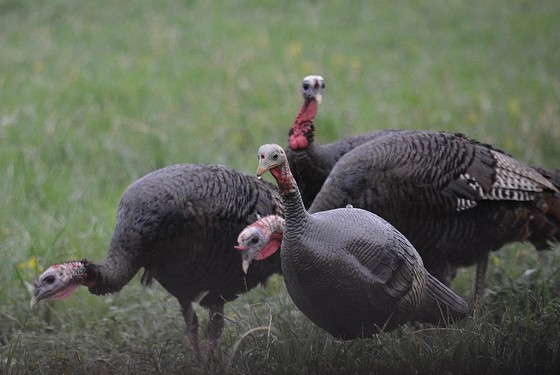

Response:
(180, 301), (202, 362)
(206, 303), (225, 356)
(474, 251), (489, 299)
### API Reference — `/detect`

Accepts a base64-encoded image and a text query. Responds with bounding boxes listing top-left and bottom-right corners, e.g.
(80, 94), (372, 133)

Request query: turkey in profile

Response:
(309, 130), (560, 296)
(255, 143), (468, 339)
(30, 164), (283, 360)
(286, 75), (386, 208)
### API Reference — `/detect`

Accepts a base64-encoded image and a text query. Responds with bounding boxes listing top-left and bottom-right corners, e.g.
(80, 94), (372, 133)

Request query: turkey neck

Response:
(87, 238), (143, 295)
(59, 260), (96, 286)
(293, 98), (317, 132)
(270, 164), (308, 239)
(257, 215), (286, 235)
(288, 98), (317, 151)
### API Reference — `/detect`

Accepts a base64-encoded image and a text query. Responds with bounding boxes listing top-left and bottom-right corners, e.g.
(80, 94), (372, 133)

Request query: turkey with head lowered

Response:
(254, 143), (469, 339)
(31, 163), (283, 361)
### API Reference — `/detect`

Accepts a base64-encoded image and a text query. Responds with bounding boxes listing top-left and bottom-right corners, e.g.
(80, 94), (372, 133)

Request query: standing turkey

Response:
(31, 164), (283, 361)
(308, 130), (560, 296)
(255, 143), (468, 339)
(286, 75), (385, 208)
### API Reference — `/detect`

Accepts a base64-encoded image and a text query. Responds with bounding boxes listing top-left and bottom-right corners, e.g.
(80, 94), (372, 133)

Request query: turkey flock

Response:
(31, 75), (560, 362)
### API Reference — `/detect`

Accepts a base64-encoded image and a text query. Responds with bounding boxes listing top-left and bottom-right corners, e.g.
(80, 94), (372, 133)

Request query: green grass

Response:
(1, 0), (560, 373)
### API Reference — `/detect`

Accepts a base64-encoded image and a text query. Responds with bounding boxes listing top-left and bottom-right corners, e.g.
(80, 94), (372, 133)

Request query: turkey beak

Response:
(30, 282), (44, 309)
(30, 279), (39, 308)
(242, 259), (250, 274)
(314, 92), (323, 104)
(235, 245), (251, 273)
(240, 251), (255, 274)
(257, 160), (274, 177)
(256, 165), (268, 177)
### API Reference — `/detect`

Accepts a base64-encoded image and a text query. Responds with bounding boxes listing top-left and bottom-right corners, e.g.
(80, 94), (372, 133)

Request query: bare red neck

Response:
(289, 98), (318, 150)
(270, 161), (298, 195)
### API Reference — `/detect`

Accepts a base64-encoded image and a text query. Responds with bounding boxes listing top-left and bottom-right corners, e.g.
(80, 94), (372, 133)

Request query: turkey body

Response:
(282, 206), (468, 338)
(309, 130), (560, 294)
(77, 164), (283, 358)
(257, 143), (468, 339)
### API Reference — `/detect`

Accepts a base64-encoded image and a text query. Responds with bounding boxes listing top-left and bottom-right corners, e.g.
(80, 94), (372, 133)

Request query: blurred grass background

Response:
(1, 0), (559, 373)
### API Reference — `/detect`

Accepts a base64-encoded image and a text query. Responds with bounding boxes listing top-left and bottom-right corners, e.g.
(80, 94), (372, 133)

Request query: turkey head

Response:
(31, 261), (93, 308)
(235, 215), (285, 273)
(257, 143), (295, 194)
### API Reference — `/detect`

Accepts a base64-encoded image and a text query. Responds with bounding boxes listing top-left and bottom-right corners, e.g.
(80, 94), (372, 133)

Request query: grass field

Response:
(1, 0), (560, 373)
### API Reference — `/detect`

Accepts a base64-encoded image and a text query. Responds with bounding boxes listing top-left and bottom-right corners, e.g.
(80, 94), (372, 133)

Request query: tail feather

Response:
(533, 167), (560, 190)
(527, 167), (560, 250)
(415, 273), (469, 325)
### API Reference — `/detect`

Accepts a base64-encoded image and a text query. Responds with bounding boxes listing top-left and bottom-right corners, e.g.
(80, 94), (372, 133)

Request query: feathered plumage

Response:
(31, 164), (283, 360)
(309, 130), (560, 295)
(255, 143), (468, 339)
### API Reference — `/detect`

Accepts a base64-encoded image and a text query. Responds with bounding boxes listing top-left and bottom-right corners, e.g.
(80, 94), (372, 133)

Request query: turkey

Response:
(308, 130), (560, 297)
(235, 215), (285, 274)
(286, 75), (385, 208)
(254, 143), (469, 339)
(30, 164), (283, 361)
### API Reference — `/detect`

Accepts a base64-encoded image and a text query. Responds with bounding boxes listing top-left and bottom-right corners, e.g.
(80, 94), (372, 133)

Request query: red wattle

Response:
(52, 284), (80, 300)
(255, 239), (281, 260)
(289, 137), (300, 149)
(289, 135), (308, 150)
(297, 137), (308, 149)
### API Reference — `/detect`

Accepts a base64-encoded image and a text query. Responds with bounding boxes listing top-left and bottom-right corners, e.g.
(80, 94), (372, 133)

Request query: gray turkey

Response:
(255, 143), (469, 339)
(308, 130), (560, 296)
(31, 164), (283, 361)
(286, 75), (384, 208)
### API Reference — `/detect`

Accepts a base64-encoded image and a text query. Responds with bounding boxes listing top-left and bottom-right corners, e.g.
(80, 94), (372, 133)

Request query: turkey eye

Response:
(45, 275), (55, 284)
(273, 153), (278, 160)
(250, 237), (259, 244)
(321, 82), (325, 89)
(302, 83), (310, 90)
